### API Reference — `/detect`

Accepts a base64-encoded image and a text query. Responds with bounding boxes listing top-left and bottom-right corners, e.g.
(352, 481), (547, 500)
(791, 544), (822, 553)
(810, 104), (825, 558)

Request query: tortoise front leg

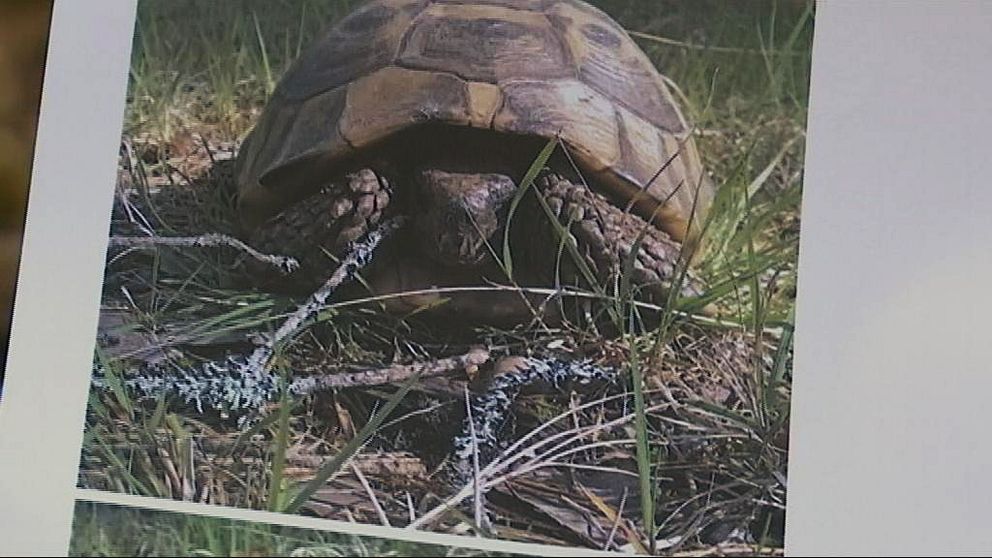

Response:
(247, 168), (393, 290)
(518, 173), (705, 306)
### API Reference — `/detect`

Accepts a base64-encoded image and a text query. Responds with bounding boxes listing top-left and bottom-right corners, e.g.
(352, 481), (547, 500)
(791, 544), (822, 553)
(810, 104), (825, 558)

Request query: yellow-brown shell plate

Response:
(236, 0), (712, 242)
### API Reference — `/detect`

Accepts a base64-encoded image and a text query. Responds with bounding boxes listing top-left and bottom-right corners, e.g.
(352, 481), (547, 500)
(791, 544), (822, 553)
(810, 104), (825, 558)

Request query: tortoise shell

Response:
(235, 0), (713, 244)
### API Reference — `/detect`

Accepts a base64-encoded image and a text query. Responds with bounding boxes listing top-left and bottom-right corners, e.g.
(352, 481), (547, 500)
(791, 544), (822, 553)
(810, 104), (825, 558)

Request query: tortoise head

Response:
(412, 169), (516, 268)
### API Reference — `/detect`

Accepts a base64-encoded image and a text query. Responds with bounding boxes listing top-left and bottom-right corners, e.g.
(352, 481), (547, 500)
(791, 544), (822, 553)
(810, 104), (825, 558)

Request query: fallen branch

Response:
(242, 216), (406, 380)
(289, 347), (489, 393)
(108, 233), (300, 274)
(97, 217), (407, 424)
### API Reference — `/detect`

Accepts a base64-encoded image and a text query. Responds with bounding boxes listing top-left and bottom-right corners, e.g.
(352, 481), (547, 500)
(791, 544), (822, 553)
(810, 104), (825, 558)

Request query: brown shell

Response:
(236, 0), (713, 243)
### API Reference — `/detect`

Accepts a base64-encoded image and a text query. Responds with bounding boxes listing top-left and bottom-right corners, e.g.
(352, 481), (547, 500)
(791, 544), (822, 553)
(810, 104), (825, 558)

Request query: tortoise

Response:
(235, 0), (715, 322)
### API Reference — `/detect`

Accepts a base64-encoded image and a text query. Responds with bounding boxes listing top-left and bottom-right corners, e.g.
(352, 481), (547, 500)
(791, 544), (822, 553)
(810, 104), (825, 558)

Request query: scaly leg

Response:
(516, 173), (705, 305)
(247, 168), (393, 289)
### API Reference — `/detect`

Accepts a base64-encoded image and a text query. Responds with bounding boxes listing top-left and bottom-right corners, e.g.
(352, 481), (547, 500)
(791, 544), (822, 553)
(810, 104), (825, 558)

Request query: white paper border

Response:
(7, 1), (992, 556)
(0, 1), (137, 556)
(786, 1), (992, 555)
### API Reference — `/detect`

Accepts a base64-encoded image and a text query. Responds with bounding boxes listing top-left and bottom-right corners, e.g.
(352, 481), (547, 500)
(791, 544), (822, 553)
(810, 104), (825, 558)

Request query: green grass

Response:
(71, 501), (516, 557)
(82, 0), (812, 554)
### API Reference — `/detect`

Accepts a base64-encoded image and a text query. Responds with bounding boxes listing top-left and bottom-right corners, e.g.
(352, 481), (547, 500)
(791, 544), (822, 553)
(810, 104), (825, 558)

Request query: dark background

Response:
(0, 1), (52, 385)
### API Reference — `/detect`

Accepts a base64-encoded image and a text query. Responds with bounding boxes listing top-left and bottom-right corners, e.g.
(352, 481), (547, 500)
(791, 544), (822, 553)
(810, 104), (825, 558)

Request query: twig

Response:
(484, 393), (642, 479)
(289, 348), (489, 394)
(407, 483), (473, 531)
(411, 391), (631, 530)
(242, 217), (406, 380)
(464, 385), (487, 534)
(628, 30), (807, 56)
(102, 218), (406, 424)
(305, 284), (784, 337)
(351, 462), (391, 527)
(406, 492), (416, 524)
(412, 397), (672, 530)
(379, 401), (449, 432)
(108, 233), (300, 274)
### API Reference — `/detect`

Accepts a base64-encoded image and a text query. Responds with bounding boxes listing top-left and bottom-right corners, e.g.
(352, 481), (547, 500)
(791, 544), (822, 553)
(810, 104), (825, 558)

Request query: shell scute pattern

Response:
(276, 0), (428, 102)
(236, 0), (713, 242)
(397, 3), (574, 84)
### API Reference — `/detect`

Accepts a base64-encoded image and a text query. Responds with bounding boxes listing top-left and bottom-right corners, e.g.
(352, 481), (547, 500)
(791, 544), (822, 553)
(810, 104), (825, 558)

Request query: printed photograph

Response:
(78, 0), (813, 554)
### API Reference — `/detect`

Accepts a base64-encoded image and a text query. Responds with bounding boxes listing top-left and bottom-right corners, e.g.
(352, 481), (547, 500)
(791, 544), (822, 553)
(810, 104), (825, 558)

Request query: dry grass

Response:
(78, 0), (812, 554)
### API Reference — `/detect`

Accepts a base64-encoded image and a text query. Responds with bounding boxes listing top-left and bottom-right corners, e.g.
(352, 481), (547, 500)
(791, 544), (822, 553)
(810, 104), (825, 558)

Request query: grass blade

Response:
(628, 341), (655, 553)
(772, 304), (795, 386)
(281, 372), (421, 514)
(268, 367), (292, 512)
(252, 10), (275, 98)
(501, 137), (557, 280)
